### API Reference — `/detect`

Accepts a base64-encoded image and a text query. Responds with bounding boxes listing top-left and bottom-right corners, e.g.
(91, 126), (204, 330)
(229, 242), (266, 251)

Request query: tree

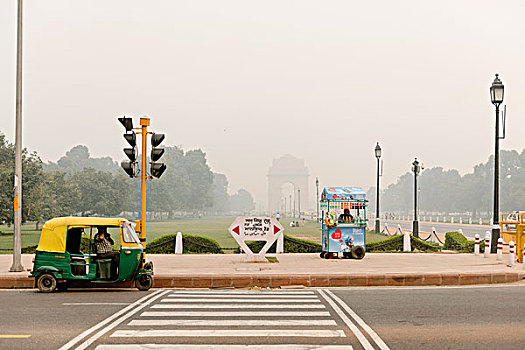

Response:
(45, 145), (119, 174)
(210, 173), (230, 213)
(230, 189), (255, 214)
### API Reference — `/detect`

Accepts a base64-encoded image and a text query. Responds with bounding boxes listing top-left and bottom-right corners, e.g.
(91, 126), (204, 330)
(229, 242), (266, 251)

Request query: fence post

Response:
(508, 241), (515, 266)
(175, 231), (183, 254)
(497, 238), (503, 261)
(403, 231), (411, 252)
(484, 232), (491, 258)
(276, 233), (284, 254)
(383, 222), (390, 235)
(397, 224), (403, 235)
(474, 234), (480, 256)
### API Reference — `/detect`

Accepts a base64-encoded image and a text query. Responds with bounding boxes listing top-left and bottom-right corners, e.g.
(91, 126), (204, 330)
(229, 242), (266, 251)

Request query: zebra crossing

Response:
(71, 289), (389, 350)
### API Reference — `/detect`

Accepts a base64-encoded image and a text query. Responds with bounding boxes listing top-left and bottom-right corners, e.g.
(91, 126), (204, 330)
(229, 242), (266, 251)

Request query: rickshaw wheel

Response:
(343, 252), (352, 259)
(320, 251), (326, 258)
(135, 275), (153, 291)
(37, 273), (57, 293)
(324, 252), (333, 259)
(351, 246), (366, 259)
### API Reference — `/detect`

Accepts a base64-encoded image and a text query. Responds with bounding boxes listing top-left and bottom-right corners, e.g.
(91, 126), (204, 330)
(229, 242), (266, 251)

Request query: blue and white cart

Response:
(320, 187), (368, 259)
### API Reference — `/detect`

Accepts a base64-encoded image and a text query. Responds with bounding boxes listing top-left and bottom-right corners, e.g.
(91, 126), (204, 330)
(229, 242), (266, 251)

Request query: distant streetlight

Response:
(290, 194), (293, 218)
(374, 143), (382, 234)
(10, 0), (24, 272)
(316, 177), (319, 221)
(490, 73), (504, 252)
(412, 158), (421, 238)
(298, 188), (301, 219)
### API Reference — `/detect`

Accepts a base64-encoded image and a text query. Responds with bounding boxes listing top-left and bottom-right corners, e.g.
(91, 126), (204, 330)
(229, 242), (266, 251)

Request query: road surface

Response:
(2, 284), (525, 349)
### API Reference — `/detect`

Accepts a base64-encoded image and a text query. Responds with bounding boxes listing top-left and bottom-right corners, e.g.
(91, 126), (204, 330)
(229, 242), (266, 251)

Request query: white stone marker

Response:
(403, 231), (411, 252)
(229, 217), (284, 262)
(175, 231), (183, 254)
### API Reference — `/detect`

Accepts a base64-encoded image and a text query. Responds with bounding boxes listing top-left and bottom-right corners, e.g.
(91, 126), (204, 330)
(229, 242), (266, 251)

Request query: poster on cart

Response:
(229, 217), (284, 262)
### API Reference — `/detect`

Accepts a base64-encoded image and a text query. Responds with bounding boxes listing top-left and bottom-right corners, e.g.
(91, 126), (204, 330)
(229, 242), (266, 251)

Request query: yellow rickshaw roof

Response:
(38, 217), (129, 253)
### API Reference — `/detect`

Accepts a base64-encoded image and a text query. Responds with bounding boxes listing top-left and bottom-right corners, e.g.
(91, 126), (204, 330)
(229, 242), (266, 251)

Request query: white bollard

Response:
(383, 222), (390, 235)
(484, 232), (491, 258)
(459, 218), (463, 225)
(396, 224), (403, 235)
(403, 231), (411, 252)
(458, 229), (464, 236)
(508, 241), (515, 266)
(431, 227), (437, 243)
(276, 233), (284, 253)
(469, 218), (472, 225)
(490, 218), (493, 225)
(175, 231), (183, 254)
(479, 218), (482, 225)
(451, 217), (454, 224)
(497, 238), (503, 261)
(474, 234), (480, 256)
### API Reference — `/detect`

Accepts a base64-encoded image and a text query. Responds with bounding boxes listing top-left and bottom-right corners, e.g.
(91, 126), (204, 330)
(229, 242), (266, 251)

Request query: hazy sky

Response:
(1, 0), (525, 210)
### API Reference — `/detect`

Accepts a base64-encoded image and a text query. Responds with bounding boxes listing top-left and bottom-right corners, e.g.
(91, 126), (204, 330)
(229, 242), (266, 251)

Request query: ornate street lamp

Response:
(490, 74), (504, 252)
(412, 158), (421, 238)
(316, 177), (320, 222)
(374, 143), (382, 233)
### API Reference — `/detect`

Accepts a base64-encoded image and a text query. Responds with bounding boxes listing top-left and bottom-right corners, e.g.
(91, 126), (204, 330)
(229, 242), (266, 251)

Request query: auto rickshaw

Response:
(320, 187), (368, 259)
(30, 217), (154, 292)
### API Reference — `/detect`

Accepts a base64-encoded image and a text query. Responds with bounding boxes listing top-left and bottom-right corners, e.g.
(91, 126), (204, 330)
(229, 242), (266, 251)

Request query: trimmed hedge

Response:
(147, 234), (223, 254)
(366, 234), (440, 252)
(444, 231), (481, 252)
(236, 235), (322, 254)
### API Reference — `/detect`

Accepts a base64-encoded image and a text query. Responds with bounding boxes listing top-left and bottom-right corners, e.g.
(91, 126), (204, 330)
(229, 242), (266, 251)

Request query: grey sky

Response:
(1, 0), (525, 210)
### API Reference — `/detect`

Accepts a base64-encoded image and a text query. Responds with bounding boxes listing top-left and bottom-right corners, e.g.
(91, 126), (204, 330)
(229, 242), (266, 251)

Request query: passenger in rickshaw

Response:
(338, 208), (354, 223)
(94, 226), (120, 269)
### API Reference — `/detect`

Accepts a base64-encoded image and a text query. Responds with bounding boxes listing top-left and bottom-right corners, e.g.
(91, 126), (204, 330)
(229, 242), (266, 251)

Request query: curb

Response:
(2, 272), (524, 289)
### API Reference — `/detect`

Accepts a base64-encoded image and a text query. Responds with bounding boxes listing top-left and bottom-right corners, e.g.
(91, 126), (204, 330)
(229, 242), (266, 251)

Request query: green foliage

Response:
(147, 233), (223, 254)
(229, 189), (255, 214)
(444, 231), (479, 252)
(366, 234), (440, 252)
(44, 145), (119, 174)
(236, 235), (322, 254)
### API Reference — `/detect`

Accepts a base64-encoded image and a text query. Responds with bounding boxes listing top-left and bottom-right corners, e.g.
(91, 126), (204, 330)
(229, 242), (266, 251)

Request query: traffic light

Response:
(150, 133), (166, 178)
(119, 116), (138, 178)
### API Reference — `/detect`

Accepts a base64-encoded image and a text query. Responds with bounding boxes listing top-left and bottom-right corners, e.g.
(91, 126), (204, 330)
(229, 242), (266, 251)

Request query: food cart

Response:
(320, 187), (368, 259)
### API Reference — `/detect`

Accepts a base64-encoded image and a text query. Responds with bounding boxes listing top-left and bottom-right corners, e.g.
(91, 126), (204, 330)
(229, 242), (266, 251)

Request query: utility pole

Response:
(10, 0), (24, 272)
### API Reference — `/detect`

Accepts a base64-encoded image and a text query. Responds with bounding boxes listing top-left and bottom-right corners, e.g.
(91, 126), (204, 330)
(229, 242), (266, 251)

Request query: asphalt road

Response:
(1, 284), (524, 349)
(383, 219), (491, 239)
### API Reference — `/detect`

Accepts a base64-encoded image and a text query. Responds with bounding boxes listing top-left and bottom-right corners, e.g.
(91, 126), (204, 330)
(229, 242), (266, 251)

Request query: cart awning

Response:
(321, 187), (366, 201)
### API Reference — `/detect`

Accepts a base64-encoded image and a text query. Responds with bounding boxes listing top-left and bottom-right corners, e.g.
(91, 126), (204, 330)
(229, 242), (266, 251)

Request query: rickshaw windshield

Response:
(122, 222), (141, 245)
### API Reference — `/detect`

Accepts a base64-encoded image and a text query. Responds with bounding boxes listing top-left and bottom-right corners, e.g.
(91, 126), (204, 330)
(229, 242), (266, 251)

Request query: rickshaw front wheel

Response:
(135, 275), (153, 291)
(320, 251), (326, 258)
(37, 273), (57, 293)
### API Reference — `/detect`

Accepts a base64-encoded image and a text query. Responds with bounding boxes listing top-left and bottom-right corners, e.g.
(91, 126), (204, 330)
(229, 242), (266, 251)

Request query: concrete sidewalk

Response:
(1, 253), (524, 289)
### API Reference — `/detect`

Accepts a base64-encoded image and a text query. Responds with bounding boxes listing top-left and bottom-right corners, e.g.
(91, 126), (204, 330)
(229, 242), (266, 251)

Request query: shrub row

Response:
(236, 235), (322, 254)
(444, 231), (482, 253)
(366, 234), (440, 252)
(147, 234), (223, 254)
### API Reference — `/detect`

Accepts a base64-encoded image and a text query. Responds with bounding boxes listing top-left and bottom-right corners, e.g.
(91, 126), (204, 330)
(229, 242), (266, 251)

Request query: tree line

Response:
(0, 133), (254, 225)
(367, 149), (525, 217)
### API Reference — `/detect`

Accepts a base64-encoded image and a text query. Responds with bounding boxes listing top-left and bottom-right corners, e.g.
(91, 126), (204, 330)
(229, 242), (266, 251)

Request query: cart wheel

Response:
(320, 251), (326, 258)
(37, 273), (57, 293)
(323, 252), (331, 259)
(56, 281), (70, 292)
(343, 252), (352, 259)
(135, 275), (153, 291)
(351, 246), (366, 260)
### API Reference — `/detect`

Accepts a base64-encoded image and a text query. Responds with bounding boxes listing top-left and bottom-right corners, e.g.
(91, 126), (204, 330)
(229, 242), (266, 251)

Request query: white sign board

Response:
(228, 217), (284, 262)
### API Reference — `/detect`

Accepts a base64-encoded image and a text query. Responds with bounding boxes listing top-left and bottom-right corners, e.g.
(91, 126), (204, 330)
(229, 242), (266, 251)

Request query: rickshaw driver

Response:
(94, 226), (120, 267)
(338, 208), (354, 223)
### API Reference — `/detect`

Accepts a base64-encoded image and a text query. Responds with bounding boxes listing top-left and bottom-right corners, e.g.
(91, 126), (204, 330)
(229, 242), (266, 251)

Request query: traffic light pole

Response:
(139, 117), (150, 248)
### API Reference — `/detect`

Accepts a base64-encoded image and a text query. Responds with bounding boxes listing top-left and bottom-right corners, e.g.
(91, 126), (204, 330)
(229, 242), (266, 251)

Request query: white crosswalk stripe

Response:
(92, 289), (361, 349)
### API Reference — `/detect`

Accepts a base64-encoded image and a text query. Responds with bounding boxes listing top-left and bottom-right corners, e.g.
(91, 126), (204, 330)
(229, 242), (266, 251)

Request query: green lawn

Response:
(0, 216), (387, 252)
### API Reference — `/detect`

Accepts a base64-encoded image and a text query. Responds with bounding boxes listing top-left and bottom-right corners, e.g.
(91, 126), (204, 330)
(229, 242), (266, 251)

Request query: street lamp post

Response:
(298, 188), (301, 219)
(10, 0), (24, 272)
(412, 158), (421, 238)
(490, 73), (504, 252)
(374, 142), (382, 234)
(316, 177), (319, 221)
(290, 194), (293, 218)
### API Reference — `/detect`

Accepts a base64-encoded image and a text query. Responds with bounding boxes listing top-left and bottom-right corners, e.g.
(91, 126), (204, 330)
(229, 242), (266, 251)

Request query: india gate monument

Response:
(267, 155), (309, 214)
